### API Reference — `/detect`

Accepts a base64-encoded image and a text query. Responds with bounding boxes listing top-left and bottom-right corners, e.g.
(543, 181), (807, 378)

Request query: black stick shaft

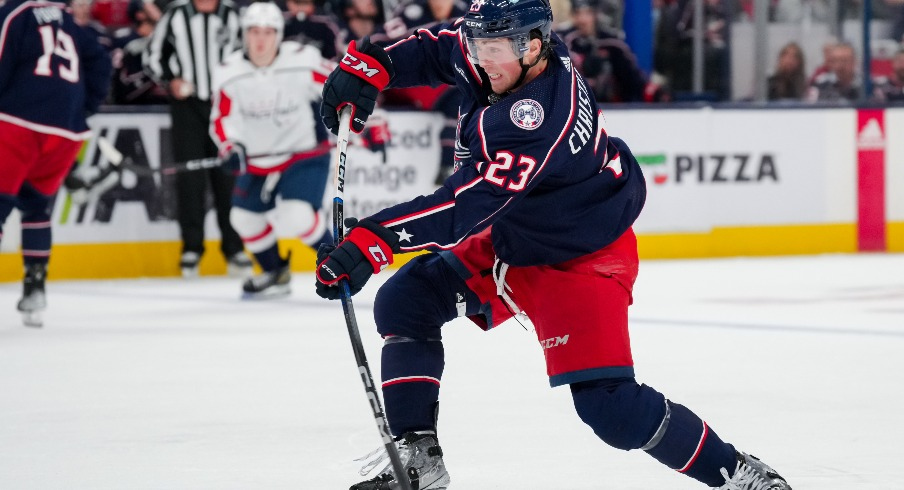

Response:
(332, 107), (411, 490)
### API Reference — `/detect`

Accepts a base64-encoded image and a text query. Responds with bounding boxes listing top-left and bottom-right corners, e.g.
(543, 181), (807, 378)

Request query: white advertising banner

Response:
(42, 110), (443, 245)
(53, 113), (177, 244)
(339, 111), (444, 219)
(884, 109), (904, 222)
(603, 108), (857, 233)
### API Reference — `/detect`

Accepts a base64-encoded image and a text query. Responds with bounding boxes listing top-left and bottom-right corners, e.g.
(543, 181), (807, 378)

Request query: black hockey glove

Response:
(321, 37), (394, 134)
(220, 143), (247, 176)
(315, 218), (400, 300)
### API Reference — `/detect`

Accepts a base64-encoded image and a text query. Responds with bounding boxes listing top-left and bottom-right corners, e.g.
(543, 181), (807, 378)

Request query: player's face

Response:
(246, 26), (279, 67)
(468, 37), (524, 93)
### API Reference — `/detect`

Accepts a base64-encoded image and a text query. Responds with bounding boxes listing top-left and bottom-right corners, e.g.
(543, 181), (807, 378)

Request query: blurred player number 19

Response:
(34, 22), (80, 82)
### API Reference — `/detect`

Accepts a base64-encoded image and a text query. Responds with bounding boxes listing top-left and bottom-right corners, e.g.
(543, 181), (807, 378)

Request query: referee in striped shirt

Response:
(143, 0), (252, 277)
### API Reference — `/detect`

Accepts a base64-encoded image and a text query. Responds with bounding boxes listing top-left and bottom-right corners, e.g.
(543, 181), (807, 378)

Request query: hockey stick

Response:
(97, 137), (320, 176)
(96, 137), (220, 176)
(332, 107), (413, 490)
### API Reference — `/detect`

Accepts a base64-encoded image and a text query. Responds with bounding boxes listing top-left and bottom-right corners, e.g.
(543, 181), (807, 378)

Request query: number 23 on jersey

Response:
(482, 151), (537, 192)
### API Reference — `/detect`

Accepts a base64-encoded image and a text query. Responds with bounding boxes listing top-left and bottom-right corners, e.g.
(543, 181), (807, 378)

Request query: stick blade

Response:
(95, 137), (124, 166)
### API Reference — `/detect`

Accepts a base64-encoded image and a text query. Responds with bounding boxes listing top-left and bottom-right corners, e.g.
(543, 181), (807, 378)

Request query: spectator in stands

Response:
(72, 0), (114, 51)
(806, 41), (861, 102)
(771, 0), (832, 23)
(141, 0), (165, 22)
(92, 0), (132, 29)
(873, 48), (904, 102)
(373, 0), (465, 42)
(655, 0), (730, 100)
(339, 0), (380, 44)
(557, 0), (649, 103)
(808, 40), (837, 85)
(111, 0), (167, 104)
(354, 0), (385, 24)
(284, 0), (341, 60)
(549, 0), (572, 31)
(885, 0), (904, 43)
(768, 41), (807, 101)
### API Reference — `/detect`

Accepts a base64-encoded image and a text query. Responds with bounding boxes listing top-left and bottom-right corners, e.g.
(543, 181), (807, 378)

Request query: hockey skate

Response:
(227, 251), (253, 278)
(17, 264), (47, 328)
(241, 256), (290, 299)
(351, 431), (450, 490)
(180, 251), (200, 278)
(716, 451), (792, 490)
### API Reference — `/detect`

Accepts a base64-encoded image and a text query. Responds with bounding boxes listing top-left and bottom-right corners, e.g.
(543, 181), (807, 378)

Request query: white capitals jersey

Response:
(210, 41), (335, 174)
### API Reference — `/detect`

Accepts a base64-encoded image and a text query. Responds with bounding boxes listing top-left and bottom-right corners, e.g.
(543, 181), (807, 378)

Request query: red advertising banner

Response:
(856, 109), (886, 252)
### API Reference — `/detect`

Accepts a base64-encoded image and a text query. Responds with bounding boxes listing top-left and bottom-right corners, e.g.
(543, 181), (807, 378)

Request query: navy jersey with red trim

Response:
(0, 0), (112, 136)
(367, 22), (646, 266)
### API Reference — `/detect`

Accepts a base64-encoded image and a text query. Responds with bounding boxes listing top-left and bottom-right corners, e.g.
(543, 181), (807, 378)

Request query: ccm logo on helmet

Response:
(341, 53), (381, 78)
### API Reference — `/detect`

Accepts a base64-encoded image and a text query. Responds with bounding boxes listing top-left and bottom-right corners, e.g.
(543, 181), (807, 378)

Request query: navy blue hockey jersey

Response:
(0, 0), (112, 139)
(368, 21), (646, 266)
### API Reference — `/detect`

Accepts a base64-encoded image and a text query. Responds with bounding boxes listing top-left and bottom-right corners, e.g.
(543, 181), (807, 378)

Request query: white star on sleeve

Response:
(396, 228), (414, 242)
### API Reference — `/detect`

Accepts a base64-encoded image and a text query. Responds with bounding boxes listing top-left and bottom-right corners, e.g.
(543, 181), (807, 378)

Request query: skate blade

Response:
(181, 267), (199, 279)
(21, 310), (44, 328)
(241, 286), (291, 300)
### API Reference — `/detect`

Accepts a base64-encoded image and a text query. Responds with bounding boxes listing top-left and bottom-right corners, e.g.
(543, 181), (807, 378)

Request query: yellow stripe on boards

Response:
(888, 222), (904, 252)
(2, 223), (901, 282)
(0, 239), (425, 282)
(637, 223), (859, 259)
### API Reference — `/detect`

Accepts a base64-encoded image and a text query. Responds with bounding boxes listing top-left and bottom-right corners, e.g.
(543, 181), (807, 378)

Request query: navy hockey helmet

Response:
(463, 0), (553, 65)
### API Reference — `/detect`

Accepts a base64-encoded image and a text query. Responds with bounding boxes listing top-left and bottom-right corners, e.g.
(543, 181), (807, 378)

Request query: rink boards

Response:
(2, 106), (902, 281)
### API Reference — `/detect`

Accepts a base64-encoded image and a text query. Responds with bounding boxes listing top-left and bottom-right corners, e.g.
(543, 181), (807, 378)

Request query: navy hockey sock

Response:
(381, 337), (444, 436)
(252, 244), (282, 271)
(643, 400), (738, 487)
(571, 378), (736, 487)
(571, 378), (667, 451)
(17, 185), (52, 267)
(373, 254), (479, 436)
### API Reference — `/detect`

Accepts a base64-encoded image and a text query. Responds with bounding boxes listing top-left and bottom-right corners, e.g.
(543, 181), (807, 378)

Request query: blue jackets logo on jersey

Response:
(510, 99), (544, 130)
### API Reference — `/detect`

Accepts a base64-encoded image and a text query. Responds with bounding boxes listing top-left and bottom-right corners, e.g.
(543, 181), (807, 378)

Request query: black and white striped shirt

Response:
(143, 0), (242, 101)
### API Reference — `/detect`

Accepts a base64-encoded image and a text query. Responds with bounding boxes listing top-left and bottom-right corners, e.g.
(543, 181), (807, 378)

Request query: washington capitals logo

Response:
(469, 0), (485, 11)
(510, 99), (544, 130)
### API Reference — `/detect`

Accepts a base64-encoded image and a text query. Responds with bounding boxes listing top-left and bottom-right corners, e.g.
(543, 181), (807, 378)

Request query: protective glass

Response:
(465, 36), (527, 65)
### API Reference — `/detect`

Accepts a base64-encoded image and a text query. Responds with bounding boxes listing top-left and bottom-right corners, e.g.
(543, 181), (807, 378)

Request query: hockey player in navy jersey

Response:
(316, 0), (793, 488)
(0, 0), (112, 326)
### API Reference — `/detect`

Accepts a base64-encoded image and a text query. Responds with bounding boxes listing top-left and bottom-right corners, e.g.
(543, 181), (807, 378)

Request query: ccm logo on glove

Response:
(339, 40), (391, 90)
(321, 37), (395, 134)
(314, 219), (401, 299)
(366, 243), (390, 271)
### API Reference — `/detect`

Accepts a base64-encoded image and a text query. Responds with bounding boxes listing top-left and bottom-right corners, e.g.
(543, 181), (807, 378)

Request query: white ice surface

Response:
(1, 253), (903, 489)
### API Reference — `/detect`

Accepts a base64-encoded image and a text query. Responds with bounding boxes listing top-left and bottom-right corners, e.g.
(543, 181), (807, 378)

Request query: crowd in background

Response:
(69, 0), (904, 107)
